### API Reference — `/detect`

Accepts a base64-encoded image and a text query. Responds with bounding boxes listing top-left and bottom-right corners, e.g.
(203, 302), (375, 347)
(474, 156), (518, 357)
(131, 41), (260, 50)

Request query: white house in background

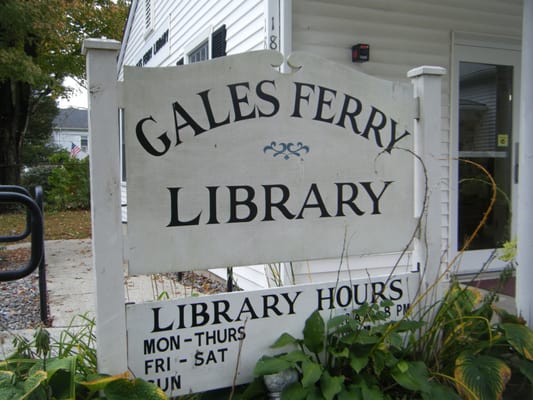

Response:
(117, 0), (527, 290)
(52, 107), (89, 159)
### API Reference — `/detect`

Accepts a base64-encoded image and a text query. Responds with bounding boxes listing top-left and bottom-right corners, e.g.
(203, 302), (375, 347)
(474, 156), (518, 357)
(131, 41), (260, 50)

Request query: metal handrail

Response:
(0, 191), (44, 281)
(34, 186), (48, 324)
(0, 185), (32, 242)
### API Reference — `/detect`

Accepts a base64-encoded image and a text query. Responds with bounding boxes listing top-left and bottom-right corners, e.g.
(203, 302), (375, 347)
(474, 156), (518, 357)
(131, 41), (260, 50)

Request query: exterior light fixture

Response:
(352, 44), (369, 62)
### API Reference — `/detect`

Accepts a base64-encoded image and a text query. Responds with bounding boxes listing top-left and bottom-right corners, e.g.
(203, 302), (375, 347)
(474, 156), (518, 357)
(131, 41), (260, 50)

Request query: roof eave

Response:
(117, 0), (138, 78)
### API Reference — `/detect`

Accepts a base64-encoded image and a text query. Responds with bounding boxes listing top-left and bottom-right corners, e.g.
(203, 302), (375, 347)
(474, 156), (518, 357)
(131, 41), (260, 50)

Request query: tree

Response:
(22, 95), (60, 166)
(0, 0), (129, 185)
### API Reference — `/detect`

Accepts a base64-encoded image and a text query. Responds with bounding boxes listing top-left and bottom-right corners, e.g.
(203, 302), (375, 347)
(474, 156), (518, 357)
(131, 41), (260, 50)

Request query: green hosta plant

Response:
(422, 283), (533, 400)
(247, 301), (457, 400)
(246, 283), (533, 400)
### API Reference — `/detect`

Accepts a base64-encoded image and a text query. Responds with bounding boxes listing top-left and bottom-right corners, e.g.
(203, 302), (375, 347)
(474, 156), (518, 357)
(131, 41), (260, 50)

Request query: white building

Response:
(52, 107), (89, 158)
(117, 0), (530, 292)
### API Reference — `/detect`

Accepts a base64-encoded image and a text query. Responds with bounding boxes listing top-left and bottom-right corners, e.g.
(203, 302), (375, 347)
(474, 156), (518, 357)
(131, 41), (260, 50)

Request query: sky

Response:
(57, 77), (88, 109)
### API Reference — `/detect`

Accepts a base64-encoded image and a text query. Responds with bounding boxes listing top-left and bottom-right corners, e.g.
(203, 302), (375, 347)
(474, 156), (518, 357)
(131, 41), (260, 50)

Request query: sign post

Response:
(83, 39), (127, 375)
(408, 66), (447, 305)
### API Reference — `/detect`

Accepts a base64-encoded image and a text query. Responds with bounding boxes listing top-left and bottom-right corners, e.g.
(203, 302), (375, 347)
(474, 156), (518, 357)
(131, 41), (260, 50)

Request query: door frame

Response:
(450, 32), (521, 275)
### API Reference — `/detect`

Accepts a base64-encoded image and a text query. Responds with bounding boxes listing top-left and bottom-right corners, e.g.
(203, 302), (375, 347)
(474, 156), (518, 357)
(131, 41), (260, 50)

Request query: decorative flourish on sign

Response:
(263, 142), (310, 160)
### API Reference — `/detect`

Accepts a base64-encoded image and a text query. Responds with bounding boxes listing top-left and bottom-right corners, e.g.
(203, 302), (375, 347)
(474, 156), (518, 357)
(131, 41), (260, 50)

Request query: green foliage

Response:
(21, 147), (91, 209)
(412, 283), (533, 399)
(0, 0), (128, 184)
(247, 282), (533, 400)
(100, 378), (167, 400)
(454, 353), (510, 400)
(0, 0), (128, 91)
(250, 305), (430, 399)
(21, 164), (56, 194)
(46, 151), (90, 210)
(499, 239), (517, 263)
(1, 315), (168, 400)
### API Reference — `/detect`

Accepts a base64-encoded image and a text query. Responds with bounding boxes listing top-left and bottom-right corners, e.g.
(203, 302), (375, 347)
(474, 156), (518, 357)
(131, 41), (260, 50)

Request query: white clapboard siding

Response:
(291, 0), (521, 280)
(119, 0), (265, 76)
(215, 253), (413, 290)
(210, 265), (270, 291)
(290, 253), (414, 285)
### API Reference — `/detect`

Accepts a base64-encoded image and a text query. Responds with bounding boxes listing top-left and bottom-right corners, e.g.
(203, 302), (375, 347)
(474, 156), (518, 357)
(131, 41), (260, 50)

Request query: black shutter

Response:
(211, 25), (226, 58)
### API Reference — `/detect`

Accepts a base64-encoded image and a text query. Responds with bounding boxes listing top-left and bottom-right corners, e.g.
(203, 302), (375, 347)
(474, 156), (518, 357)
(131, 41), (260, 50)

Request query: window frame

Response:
(180, 25), (227, 65)
(188, 40), (209, 64)
(80, 135), (88, 153)
(183, 27), (212, 64)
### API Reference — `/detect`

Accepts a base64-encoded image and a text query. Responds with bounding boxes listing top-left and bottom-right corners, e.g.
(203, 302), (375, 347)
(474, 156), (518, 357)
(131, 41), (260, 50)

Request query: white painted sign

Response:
(123, 51), (416, 274)
(126, 273), (418, 396)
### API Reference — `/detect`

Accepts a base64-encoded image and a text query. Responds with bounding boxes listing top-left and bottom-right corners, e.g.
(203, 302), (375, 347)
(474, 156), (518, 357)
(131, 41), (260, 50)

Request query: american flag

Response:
(70, 142), (81, 158)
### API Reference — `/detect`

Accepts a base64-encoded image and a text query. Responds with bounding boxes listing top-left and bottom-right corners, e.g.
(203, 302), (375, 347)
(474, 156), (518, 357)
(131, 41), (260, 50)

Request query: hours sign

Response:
(126, 273), (418, 395)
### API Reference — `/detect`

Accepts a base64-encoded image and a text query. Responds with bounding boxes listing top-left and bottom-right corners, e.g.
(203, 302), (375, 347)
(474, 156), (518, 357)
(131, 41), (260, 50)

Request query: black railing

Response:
(0, 186), (33, 242)
(0, 185), (48, 324)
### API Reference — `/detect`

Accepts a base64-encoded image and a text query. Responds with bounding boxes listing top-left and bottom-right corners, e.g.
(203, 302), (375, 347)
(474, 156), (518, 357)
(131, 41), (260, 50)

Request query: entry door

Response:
(451, 38), (521, 274)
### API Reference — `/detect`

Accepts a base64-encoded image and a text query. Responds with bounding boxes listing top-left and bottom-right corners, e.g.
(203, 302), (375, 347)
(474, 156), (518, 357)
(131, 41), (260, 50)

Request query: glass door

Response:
(452, 40), (520, 274)
(458, 63), (513, 251)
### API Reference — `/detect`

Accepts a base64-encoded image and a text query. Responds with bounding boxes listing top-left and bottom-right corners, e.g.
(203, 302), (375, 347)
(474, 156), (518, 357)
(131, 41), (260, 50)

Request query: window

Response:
(80, 136), (88, 152)
(188, 41), (208, 64)
(180, 25), (226, 66)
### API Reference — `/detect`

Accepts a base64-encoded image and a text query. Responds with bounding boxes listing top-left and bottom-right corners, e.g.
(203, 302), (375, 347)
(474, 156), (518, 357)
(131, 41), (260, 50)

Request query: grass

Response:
(0, 209), (91, 241)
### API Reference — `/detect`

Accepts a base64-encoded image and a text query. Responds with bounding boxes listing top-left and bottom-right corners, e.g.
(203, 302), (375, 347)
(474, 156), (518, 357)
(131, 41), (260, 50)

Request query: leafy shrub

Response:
(46, 152), (90, 210)
(246, 282), (533, 400)
(0, 315), (168, 400)
(21, 164), (56, 195)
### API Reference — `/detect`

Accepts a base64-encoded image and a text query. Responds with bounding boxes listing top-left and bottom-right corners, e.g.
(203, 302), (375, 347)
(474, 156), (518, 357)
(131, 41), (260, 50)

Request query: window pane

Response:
(189, 41), (208, 64)
(81, 136), (88, 152)
(458, 62), (513, 250)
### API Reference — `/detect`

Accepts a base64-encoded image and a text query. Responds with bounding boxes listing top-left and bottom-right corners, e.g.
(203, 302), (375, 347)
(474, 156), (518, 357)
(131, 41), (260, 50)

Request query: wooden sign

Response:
(126, 272), (418, 396)
(123, 51), (416, 274)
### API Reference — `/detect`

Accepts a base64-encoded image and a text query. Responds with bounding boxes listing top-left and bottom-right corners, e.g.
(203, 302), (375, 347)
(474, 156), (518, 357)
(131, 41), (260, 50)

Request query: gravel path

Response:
(0, 246), (228, 331)
(0, 247), (45, 330)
